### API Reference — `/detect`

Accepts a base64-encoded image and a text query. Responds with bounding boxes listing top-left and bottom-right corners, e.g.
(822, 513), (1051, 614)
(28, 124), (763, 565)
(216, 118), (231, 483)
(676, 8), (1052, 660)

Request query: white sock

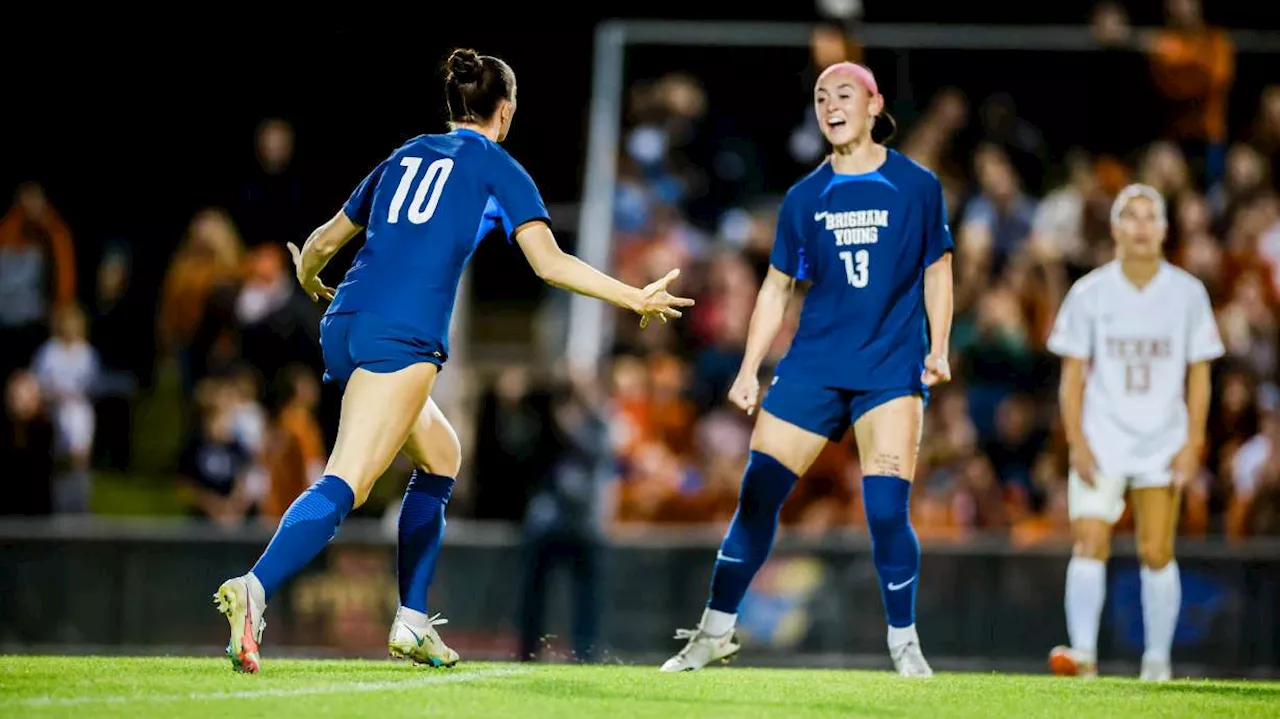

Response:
(700, 608), (737, 636)
(1140, 561), (1181, 663)
(887, 624), (919, 651)
(1065, 557), (1106, 656)
(396, 606), (432, 629)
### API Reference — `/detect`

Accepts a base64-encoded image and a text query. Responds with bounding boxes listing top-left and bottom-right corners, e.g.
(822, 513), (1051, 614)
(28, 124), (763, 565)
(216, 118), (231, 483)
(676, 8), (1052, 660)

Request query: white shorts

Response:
(1067, 469), (1172, 524)
(55, 399), (96, 456)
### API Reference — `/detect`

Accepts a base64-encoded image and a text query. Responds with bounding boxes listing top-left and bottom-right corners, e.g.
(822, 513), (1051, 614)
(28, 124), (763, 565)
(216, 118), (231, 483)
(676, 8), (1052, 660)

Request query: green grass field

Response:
(2, 657), (1276, 719)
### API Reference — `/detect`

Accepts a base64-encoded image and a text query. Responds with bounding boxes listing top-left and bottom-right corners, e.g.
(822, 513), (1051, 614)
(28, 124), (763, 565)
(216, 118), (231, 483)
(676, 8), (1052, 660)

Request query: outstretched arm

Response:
(514, 221), (692, 326)
(288, 211), (362, 302)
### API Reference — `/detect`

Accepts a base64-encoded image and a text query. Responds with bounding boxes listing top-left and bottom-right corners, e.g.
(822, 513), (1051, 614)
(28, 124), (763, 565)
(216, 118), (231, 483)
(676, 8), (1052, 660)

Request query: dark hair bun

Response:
(447, 48), (483, 84)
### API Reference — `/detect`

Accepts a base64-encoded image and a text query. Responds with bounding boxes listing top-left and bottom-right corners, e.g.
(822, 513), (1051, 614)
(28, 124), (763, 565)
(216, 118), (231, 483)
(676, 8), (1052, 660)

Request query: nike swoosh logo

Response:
(887, 576), (916, 591)
(716, 551), (744, 564)
(406, 627), (427, 647)
(814, 211), (828, 222)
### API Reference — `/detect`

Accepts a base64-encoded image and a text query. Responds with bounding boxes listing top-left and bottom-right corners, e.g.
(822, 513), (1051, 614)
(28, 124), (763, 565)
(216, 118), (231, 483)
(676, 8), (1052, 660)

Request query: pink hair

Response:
(816, 62), (879, 97)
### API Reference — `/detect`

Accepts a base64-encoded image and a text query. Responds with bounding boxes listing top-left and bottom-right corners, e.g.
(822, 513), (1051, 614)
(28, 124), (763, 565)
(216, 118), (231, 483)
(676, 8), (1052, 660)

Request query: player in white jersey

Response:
(1045, 183), (1223, 681)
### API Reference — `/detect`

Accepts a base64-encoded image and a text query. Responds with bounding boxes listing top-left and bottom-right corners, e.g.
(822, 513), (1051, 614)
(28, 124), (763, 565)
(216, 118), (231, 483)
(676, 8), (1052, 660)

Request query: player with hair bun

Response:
(1048, 183), (1223, 681)
(661, 62), (953, 677)
(213, 48), (692, 674)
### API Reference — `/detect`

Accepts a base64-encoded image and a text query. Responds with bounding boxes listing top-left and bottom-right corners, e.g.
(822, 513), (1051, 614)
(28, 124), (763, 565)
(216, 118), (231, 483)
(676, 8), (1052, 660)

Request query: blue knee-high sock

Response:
(707, 451), (799, 613)
(397, 470), (455, 613)
(863, 474), (920, 628)
(250, 475), (356, 602)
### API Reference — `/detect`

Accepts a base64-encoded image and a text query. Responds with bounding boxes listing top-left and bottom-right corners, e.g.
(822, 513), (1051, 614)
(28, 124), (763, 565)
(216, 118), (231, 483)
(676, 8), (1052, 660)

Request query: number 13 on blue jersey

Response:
(388, 157), (455, 224)
(839, 249), (869, 288)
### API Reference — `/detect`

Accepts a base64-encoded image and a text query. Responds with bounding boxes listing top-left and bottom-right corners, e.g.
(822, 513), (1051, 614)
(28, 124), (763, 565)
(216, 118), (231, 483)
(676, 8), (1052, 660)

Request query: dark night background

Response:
(4, 3), (1279, 325)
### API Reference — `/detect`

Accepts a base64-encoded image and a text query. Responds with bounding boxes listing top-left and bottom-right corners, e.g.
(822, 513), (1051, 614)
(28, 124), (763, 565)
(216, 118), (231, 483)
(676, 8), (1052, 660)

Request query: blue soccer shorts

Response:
(760, 374), (927, 441)
(319, 312), (447, 386)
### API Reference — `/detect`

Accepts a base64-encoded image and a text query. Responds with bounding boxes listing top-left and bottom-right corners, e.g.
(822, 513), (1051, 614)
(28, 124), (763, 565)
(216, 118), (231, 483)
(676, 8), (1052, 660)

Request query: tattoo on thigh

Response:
(868, 452), (903, 476)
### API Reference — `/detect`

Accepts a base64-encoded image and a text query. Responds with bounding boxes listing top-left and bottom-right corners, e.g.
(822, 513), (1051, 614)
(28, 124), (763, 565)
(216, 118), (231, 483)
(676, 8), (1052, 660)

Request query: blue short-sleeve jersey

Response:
(770, 149), (953, 391)
(326, 129), (550, 358)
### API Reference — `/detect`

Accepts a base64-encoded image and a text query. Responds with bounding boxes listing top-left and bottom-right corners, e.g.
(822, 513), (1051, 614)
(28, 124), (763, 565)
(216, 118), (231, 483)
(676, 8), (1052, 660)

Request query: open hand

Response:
(287, 242), (336, 302)
(636, 269), (695, 329)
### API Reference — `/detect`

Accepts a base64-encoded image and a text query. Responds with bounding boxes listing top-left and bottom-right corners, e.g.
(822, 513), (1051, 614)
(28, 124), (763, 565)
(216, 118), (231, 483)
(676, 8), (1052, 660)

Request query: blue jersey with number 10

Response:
(325, 128), (550, 359)
(770, 149), (953, 391)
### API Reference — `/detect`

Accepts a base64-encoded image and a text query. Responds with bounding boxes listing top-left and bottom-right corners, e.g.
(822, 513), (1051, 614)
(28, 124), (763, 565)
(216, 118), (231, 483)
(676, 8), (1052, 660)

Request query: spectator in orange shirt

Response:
(0, 182), (76, 380)
(1148, 0), (1235, 184)
(158, 208), (245, 394)
(261, 366), (327, 521)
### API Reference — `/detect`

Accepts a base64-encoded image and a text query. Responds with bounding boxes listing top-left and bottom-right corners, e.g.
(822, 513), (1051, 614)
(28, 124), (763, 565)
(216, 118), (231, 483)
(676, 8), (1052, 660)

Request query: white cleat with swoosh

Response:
(891, 640), (933, 678)
(660, 627), (740, 672)
(388, 610), (459, 668)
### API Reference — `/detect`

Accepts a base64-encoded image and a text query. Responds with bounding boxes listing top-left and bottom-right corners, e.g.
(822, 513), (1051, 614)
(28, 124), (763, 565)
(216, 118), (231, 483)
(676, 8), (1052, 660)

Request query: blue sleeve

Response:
(342, 160), (387, 227)
(768, 189), (808, 280)
(923, 175), (954, 267)
(489, 150), (551, 242)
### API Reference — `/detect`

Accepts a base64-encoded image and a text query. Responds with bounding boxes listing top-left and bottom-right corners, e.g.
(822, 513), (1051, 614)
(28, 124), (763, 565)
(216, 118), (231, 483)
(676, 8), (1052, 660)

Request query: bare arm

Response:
(1059, 356), (1088, 449)
(726, 266), (795, 414)
(1059, 354), (1098, 484)
(287, 211), (362, 300)
(739, 266), (796, 379)
(1185, 361), (1211, 450)
(515, 221), (691, 324)
(1170, 360), (1214, 489)
(924, 253), (953, 357)
(516, 222), (642, 310)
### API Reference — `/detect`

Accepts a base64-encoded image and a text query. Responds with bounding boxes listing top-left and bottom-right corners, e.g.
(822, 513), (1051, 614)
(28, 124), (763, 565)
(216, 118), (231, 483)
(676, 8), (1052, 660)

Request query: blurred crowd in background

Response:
(3, 1), (1280, 546)
(593, 0), (1280, 542)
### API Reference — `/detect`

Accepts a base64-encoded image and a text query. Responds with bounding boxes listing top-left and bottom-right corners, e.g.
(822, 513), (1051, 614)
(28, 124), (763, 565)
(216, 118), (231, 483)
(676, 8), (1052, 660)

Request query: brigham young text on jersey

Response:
(770, 149), (952, 392)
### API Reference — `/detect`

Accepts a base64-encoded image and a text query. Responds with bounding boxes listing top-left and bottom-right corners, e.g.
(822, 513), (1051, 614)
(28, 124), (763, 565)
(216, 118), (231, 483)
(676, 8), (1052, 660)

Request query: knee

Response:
(1138, 539), (1174, 570)
(418, 420), (463, 478)
(862, 476), (911, 534)
(1072, 525), (1112, 562)
(428, 429), (463, 478)
(736, 451), (798, 519)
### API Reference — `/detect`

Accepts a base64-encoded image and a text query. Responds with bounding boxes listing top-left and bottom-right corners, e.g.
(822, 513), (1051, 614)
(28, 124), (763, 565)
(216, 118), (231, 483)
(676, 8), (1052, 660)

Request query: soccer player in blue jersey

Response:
(213, 48), (693, 674)
(661, 62), (953, 677)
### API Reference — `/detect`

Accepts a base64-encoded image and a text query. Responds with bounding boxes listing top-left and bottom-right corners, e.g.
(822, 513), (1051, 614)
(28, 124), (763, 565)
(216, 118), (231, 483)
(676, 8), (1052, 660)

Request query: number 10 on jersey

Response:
(839, 249), (870, 288)
(388, 157), (454, 224)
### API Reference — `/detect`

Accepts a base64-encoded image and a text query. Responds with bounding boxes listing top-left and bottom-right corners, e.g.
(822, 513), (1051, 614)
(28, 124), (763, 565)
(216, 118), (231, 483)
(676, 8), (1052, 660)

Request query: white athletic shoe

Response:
(388, 611), (459, 667)
(1049, 645), (1098, 678)
(659, 627), (740, 672)
(1140, 655), (1172, 682)
(213, 574), (266, 674)
(890, 640), (934, 678)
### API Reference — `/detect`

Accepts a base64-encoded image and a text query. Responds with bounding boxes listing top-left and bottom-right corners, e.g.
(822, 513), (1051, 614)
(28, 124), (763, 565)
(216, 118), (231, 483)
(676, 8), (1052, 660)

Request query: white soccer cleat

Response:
(388, 611), (460, 668)
(659, 627), (740, 672)
(890, 640), (934, 678)
(213, 574), (266, 674)
(1140, 655), (1172, 682)
(1049, 645), (1098, 678)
